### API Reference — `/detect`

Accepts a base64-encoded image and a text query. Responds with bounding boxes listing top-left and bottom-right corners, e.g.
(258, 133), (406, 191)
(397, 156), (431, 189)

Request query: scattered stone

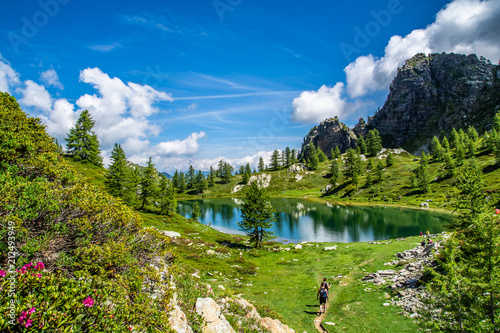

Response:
(195, 298), (236, 333)
(383, 303), (391, 306)
(231, 185), (243, 193)
(292, 259), (299, 262)
(218, 285), (225, 290)
(324, 246), (337, 251)
(295, 244), (302, 250)
(160, 230), (181, 238)
(248, 174), (272, 188)
(324, 322), (336, 326)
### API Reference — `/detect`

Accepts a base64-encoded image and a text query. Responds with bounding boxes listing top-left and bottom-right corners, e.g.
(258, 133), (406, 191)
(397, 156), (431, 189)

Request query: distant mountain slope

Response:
(301, 53), (500, 155)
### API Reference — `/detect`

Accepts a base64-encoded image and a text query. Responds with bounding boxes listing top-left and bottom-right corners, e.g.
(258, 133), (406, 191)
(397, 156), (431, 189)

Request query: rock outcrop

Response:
(300, 53), (500, 155)
(369, 53), (499, 151)
(301, 116), (358, 158)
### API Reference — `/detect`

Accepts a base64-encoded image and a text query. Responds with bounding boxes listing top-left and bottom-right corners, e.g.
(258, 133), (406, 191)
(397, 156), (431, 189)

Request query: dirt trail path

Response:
(314, 299), (330, 333)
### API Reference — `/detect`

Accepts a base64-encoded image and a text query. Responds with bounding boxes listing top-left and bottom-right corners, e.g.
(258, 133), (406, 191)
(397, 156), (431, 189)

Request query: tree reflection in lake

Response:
(177, 198), (450, 243)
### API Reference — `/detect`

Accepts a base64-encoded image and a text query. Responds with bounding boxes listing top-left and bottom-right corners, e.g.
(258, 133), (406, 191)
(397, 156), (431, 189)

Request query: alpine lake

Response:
(177, 198), (451, 243)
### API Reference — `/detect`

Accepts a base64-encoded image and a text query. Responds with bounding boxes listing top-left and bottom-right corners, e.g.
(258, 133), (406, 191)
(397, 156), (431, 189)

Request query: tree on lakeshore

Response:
(375, 159), (384, 182)
(191, 201), (201, 221)
(187, 165), (196, 189)
(238, 182), (276, 248)
(208, 166), (215, 187)
(195, 170), (207, 193)
(65, 110), (103, 166)
(415, 152), (430, 193)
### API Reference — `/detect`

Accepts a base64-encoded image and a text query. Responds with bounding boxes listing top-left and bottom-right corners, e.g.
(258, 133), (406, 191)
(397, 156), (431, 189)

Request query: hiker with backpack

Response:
(317, 278), (329, 314)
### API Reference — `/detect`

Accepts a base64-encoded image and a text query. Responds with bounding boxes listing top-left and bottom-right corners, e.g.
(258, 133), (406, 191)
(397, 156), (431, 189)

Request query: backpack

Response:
(320, 288), (327, 298)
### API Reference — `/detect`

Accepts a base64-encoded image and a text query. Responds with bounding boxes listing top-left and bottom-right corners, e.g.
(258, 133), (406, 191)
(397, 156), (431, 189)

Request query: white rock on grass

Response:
(324, 246), (337, 251)
(295, 244), (302, 250)
(195, 298), (235, 333)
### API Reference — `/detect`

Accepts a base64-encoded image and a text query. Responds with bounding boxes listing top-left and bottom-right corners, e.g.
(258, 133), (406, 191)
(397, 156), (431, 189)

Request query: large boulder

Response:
(169, 305), (193, 333)
(195, 298), (235, 333)
(261, 317), (295, 333)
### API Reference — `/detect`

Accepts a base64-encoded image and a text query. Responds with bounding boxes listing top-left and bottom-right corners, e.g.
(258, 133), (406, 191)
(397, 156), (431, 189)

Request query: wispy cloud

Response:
(175, 90), (301, 100)
(121, 14), (174, 32)
(89, 43), (122, 53)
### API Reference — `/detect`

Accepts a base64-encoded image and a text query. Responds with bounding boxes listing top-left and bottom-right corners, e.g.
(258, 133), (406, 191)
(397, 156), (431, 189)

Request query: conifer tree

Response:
(329, 148), (335, 160)
(291, 149), (297, 165)
(238, 182), (276, 248)
(284, 147), (291, 168)
(366, 159), (374, 171)
(458, 128), (467, 145)
(128, 166), (141, 207)
(334, 146), (341, 159)
(317, 149), (327, 163)
(450, 128), (460, 149)
(442, 136), (451, 152)
(365, 172), (372, 188)
(195, 170), (207, 193)
(494, 111), (500, 133)
(375, 159), (384, 182)
(307, 144), (319, 170)
(430, 136), (444, 161)
(357, 136), (367, 155)
(366, 129), (383, 156)
(159, 176), (176, 216)
(466, 136), (476, 157)
(344, 148), (362, 189)
(65, 110), (103, 166)
(415, 153), (430, 193)
(179, 172), (186, 191)
(386, 152), (395, 167)
(238, 165), (245, 175)
(443, 152), (455, 178)
(208, 166), (215, 187)
(105, 143), (133, 203)
(140, 157), (159, 209)
(258, 157), (265, 172)
(330, 159), (341, 185)
(467, 125), (479, 142)
(191, 201), (201, 221)
(172, 170), (180, 190)
(455, 142), (465, 166)
(271, 149), (281, 171)
(187, 165), (196, 189)
(425, 161), (500, 332)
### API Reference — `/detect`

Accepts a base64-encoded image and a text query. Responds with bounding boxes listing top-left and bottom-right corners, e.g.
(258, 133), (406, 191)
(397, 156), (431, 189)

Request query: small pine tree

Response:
(366, 159), (374, 171)
(191, 201), (201, 221)
(106, 143), (132, 200)
(258, 157), (265, 172)
(494, 111), (500, 132)
(140, 157), (159, 209)
(386, 152), (395, 167)
(65, 110), (103, 166)
(357, 136), (367, 155)
(443, 152), (455, 178)
(238, 182), (276, 248)
(467, 125), (478, 142)
(271, 149), (281, 171)
(344, 148), (362, 189)
(455, 142), (465, 166)
(334, 146), (341, 159)
(195, 171), (207, 193)
(365, 172), (372, 188)
(330, 159), (341, 185)
(159, 176), (177, 216)
(208, 166), (215, 187)
(450, 128), (460, 149)
(317, 149), (327, 163)
(329, 148), (335, 160)
(375, 159), (384, 182)
(442, 136), (451, 152)
(430, 136), (444, 161)
(366, 129), (383, 156)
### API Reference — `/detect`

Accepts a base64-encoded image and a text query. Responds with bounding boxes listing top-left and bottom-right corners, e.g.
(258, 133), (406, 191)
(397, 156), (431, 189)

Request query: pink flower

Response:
(35, 262), (45, 270)
(495, 208), (500, 215)
(18, 311), (27, 323)
(0, 270), (6, 277)
(28, 307), (36, 314)
(83, 296), (94, 307)
(24, 319), (33, 328)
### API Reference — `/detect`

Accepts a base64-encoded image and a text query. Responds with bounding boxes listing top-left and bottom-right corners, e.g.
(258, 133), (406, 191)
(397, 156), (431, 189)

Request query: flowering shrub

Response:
(0, 93), (174, 331)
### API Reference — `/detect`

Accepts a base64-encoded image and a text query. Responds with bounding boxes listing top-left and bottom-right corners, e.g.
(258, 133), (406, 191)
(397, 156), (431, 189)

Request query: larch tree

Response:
(238, 182), (276, 248)
(65, 110), (103, 166)
(105, 143), (133, 204)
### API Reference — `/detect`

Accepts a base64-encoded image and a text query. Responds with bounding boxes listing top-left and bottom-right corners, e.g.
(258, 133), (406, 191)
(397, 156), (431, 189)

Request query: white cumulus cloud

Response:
(17, 80), (53, 113)
(40, 68), (64, 89)
(76, 67), (174, 147)
(155, 132), (206, 156)
(291, 83), (361, 124)
(0, 54), (20, 93)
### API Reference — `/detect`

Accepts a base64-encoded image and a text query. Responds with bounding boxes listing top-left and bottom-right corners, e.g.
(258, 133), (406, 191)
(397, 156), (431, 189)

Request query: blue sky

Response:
(0, 0), (499, 172)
